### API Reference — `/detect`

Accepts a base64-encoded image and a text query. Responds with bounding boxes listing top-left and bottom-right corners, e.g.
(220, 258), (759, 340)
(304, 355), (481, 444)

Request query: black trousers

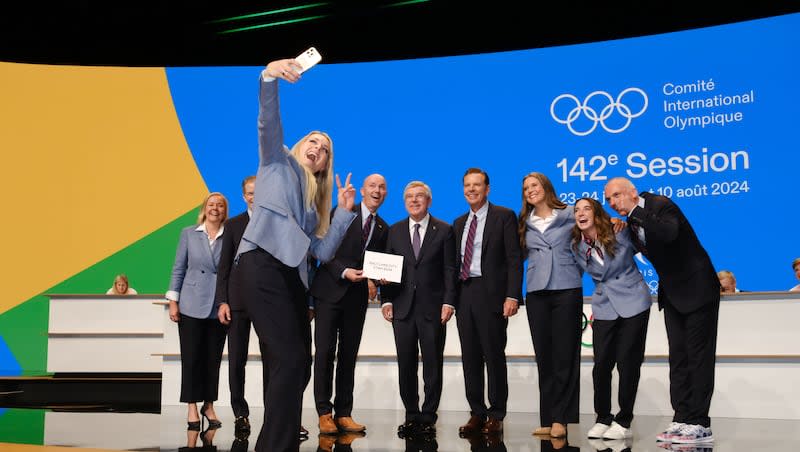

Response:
(526, 288), (582, 425)
(664, 299), (719, 428)
(227, 307), (267, 418)
(234, 248), (311, 452)
(393, 302), (446, 424)
(591, 309), (650, 428)
(313, 282), (369, 417)
(456, 277), (509, 420)
(177, 314), (227, 403)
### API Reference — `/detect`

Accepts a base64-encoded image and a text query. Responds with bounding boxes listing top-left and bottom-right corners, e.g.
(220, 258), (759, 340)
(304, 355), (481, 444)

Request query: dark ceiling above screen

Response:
(1, 1), (799, 66)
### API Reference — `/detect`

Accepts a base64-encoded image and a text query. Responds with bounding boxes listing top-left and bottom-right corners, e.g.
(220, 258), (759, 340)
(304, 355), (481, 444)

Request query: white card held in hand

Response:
(362, 251), (403, 283)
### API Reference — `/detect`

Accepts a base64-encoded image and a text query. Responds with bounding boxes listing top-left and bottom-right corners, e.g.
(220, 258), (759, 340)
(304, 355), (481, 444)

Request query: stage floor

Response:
(1, 406), (798, 451)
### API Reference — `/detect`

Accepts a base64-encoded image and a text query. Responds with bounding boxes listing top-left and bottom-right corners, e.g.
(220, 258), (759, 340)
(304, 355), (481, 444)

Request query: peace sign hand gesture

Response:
(336, 173), (356, 211)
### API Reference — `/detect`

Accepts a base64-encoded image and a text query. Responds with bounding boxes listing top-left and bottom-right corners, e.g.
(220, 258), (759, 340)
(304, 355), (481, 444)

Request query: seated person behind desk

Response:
(716, 270), (740, 294)
(106, 274), (138, 295)
(790, 258), (800, 292)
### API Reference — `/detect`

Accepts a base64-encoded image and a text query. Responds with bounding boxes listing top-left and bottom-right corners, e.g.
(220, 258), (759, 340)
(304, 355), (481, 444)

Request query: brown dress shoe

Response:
(482, 417), (503, 434)
(317, 434), (336, 452)
(532, 426), (551, 436)
(336, 432), (366, 446)
(319, 413), (338, 434)
(550, 422), (567, 438)
(335, 416), (366, 432)
(459, 415), (484, 435)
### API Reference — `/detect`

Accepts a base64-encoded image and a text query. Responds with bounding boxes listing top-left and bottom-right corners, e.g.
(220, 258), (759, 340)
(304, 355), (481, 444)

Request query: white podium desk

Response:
(158, 292), (800, 420)
(47, 294), (164, 373)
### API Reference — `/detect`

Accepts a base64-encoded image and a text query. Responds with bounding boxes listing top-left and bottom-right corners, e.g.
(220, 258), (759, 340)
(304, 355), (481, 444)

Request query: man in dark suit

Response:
(381, 181), (457, 436)
(215, 175), (259, 436)
(605, 177), (719, 445)
(310, 174), (389, 434)
(453, 168), (522, 436)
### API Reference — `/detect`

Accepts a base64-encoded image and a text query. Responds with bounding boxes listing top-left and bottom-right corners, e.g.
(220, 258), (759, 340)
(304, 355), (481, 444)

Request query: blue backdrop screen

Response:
(166, 13), (800, 294)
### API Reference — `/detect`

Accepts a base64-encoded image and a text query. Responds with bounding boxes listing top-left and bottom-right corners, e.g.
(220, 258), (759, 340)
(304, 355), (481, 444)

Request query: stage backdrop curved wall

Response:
(1, 13), (798, 380)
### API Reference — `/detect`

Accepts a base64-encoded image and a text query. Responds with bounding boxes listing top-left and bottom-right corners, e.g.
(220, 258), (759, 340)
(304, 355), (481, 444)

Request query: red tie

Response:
(460, 214), (478, 281)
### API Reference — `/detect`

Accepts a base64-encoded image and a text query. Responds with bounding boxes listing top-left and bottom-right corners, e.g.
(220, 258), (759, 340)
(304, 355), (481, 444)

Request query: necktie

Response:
(362, 213), (374, 250)
(412, 223), (421, 259)
(583, 236), (604, 266)
(630, 223), (647, 255)
(460, 214), (478, 281)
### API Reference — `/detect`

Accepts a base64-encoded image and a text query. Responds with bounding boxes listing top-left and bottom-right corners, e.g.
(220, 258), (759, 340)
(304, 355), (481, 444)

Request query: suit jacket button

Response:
(201, 270), (205, 274)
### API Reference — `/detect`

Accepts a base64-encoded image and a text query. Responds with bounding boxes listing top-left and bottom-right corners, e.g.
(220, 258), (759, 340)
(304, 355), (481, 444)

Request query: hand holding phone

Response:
(294, 47), (322, 74)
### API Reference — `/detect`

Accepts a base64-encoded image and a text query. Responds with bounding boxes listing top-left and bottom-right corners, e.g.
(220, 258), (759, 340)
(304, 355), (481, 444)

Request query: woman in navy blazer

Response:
(571, 198), (651, 441)
(232, 58), (357, 452)
(518, 172), (582, 438)
(167, 192), (229, 431)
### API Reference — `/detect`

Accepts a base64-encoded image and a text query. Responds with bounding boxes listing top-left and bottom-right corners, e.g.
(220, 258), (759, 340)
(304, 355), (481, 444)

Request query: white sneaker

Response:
(603, 421), (632, 439)
(670, 424), (713, 444)
(587, 438), (608, 450)
(656, 422), (686, 442)
(587, 422), (610, 438)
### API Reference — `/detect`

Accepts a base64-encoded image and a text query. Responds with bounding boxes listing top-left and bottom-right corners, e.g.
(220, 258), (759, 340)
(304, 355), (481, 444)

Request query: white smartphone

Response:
(295, 47), (322, 73)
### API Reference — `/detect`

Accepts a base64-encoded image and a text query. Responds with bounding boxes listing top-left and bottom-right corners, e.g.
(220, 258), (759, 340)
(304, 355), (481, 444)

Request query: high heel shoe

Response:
(187, 421), (201, 431)
(200, 402), (223, 429)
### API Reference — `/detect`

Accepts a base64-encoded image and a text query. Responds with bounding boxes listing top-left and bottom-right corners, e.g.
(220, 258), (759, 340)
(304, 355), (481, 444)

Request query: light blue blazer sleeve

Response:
(573, 229), (652, 320)
(238, 75), (356, 288)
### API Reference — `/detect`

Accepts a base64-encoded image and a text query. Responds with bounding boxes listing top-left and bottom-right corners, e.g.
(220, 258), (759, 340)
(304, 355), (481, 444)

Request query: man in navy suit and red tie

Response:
(310, 174), (389, 435)
(604, 177), (719, 445)
(381, 181), (457, 437)
(453, 168), (522, 436)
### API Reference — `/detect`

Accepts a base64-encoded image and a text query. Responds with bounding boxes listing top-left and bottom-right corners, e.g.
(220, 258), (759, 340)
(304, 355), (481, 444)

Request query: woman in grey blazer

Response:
(518, 172), (582, 438)
(232, 58), (357, 452)
(571, 198), (651, 441)
(167, 192), (229, 431)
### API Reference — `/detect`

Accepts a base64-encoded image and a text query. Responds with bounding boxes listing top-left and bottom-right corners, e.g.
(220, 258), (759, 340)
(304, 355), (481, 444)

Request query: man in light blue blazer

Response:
(571, 198), (651, 441)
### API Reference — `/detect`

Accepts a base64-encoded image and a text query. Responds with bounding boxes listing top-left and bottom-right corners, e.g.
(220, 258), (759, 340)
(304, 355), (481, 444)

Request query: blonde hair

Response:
(792, 258), (800, 271)
(290, 131), (334, 237)
(717, 270), (735, 280)
(111, 274), (130, 295)
(196, 192), (229, 225)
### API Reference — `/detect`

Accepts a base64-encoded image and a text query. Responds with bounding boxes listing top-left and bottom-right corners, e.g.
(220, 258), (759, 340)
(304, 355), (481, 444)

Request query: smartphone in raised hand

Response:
(295, 47), (322, 73)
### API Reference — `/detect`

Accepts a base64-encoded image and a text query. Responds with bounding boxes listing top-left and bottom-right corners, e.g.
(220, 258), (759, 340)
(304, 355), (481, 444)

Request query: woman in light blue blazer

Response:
(518, 172), (582, 438)
(571, 198), (651, 441)
(167, 192), (229, 431)
(231, 58), (357, 452)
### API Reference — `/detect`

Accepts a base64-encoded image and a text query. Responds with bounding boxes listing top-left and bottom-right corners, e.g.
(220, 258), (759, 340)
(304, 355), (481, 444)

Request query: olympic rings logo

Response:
(550, 88), (648, 136)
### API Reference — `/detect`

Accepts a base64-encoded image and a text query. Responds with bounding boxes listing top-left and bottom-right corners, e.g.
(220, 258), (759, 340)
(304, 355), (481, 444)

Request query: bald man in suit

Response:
(605, 177), (719, 445)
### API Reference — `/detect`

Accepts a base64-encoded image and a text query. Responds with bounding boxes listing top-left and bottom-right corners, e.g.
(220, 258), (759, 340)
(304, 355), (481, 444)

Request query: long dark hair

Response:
(518, 172), (566, 249)
(570, 197), (618, 259)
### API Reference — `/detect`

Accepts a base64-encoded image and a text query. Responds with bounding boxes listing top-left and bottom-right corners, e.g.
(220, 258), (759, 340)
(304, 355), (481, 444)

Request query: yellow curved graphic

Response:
(0, 62), (208, 314)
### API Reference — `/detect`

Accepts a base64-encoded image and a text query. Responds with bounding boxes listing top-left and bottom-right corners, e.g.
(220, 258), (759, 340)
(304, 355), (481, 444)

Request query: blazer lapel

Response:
(417, 218), (438, 263)
(481, 204), (496, 256)
(195, 228), (215, 270)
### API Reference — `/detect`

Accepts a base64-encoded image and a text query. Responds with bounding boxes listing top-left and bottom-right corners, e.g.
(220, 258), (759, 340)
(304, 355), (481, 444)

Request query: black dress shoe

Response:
(397, 420), (419, 437)
(234, 416), (250, 434)
(418, 422), (437, 435)
(299, 425), (309, 437)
